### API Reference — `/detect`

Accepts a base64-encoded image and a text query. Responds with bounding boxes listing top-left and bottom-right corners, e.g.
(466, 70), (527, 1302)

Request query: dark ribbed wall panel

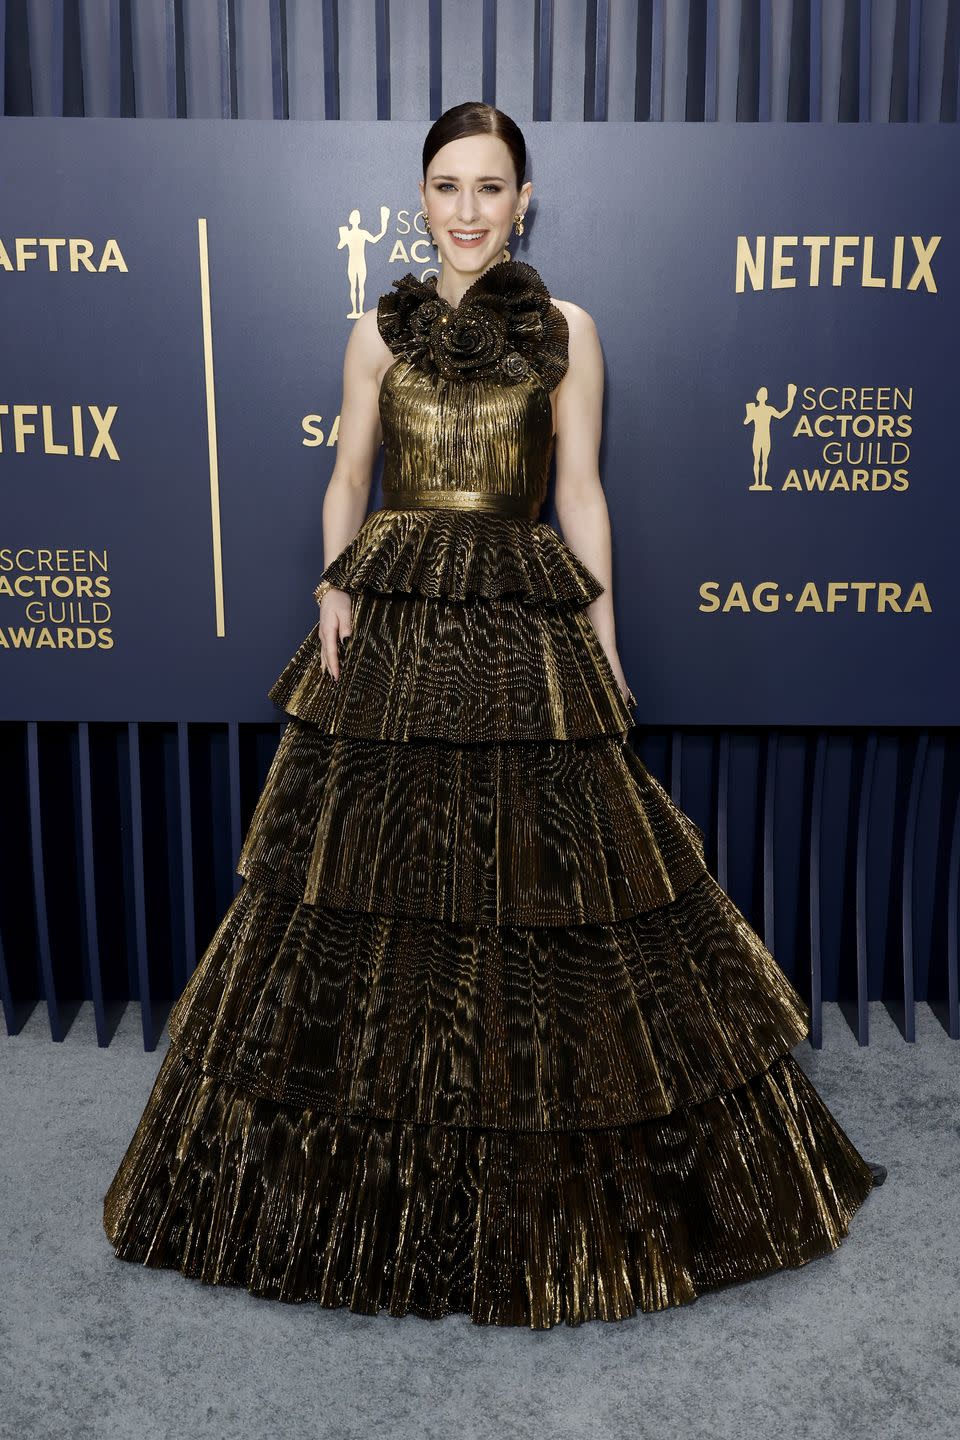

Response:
(2, 0), (956, 123)
(1, 0), (957, 1049)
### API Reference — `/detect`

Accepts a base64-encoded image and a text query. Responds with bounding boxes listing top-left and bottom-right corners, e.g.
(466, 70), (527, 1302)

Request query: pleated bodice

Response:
(379, 361), (556, 518)
(374, 258), (571, 521)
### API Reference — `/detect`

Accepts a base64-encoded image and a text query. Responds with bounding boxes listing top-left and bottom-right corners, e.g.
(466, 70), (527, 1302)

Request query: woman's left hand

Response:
(606, 649), (636, 712)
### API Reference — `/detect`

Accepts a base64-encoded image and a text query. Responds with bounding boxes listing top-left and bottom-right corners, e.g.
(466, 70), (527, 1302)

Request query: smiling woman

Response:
(101, 100), (885, 1330)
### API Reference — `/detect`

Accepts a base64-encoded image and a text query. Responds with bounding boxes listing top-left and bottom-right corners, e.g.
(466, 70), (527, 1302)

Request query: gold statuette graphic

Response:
(744, 382), (797, 491)
(338, 206), (391, 318)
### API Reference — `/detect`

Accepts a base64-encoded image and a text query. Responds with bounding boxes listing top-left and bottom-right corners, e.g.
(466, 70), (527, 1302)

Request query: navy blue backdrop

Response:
(2, 118), (955, 725)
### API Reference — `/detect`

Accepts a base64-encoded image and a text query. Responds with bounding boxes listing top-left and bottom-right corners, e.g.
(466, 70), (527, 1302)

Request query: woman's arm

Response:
(317, 307), (393, 680)
(551, 301), (632, 705)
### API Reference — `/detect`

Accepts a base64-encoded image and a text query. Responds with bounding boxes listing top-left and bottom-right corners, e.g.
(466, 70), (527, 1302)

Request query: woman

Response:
(103, 101), (885, 1328)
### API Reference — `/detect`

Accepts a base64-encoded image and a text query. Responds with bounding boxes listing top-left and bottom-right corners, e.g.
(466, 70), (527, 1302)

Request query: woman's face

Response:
(419, 133), (531, 276)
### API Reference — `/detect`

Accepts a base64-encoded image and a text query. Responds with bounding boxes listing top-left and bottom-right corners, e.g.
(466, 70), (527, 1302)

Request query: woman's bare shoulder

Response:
(344, 303), (396, 382)
(550, 297), (598, 339)
(352, 303), (393, 353)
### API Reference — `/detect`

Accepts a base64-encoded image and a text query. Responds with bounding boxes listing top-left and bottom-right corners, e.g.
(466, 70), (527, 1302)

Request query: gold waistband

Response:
(381, 487), (539, 520)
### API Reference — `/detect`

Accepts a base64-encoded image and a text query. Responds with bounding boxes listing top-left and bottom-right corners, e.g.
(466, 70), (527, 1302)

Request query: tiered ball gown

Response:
(102, 258), (881, 1328)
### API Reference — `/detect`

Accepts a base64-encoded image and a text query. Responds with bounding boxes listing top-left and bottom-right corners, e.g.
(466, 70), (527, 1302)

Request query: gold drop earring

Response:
(420, 209), (437, 246)
(501, 210), (525, 262)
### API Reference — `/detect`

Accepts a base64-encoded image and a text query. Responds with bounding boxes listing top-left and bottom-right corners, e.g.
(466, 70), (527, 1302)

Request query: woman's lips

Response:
(449, 230), (488, 248)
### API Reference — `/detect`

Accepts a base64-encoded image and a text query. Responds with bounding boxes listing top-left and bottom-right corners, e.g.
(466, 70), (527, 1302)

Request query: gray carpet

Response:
(0, 1000), (956, 1440)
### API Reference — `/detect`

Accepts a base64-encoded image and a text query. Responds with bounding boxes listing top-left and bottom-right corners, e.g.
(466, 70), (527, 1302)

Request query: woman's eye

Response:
(436, 183), (501, 193)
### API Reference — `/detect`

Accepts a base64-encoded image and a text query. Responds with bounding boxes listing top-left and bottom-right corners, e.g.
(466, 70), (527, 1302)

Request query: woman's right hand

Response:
(317, 588), (353, 682)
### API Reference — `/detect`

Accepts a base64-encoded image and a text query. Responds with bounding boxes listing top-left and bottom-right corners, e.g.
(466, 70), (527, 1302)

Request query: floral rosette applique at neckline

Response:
(376, 258), (570, 391)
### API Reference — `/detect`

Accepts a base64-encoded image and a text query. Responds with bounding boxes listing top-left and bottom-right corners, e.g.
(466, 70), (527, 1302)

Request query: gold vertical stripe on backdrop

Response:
(197, 217), (226, 637)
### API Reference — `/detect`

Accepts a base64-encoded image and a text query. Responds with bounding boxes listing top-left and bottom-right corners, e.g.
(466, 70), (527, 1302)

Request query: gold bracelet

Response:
(313, 579), (334, 607)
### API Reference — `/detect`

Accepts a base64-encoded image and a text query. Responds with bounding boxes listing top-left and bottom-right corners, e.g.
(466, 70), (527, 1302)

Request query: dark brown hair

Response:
(422, 101), (527, 192)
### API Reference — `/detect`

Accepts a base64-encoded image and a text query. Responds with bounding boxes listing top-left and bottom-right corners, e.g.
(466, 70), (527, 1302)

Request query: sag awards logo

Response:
(705, 366), (931, 613)
(741, 383), (912, 493)
(0, 548), (113, 650)
(338, 205), (436, 318)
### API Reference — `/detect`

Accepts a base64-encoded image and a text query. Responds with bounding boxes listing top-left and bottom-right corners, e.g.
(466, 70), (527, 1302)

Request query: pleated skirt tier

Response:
(102, 506), (878, 1328)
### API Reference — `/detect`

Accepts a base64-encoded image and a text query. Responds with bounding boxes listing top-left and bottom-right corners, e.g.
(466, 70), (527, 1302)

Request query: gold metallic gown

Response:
(102, 258), (879, 1327)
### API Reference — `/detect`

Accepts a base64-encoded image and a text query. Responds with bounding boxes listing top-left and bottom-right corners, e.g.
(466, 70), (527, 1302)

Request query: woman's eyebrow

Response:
(431, 174), (508, 182)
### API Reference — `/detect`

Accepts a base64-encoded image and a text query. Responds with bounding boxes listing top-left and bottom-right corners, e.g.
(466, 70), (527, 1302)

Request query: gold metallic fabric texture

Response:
(102, 259), (878, 1327)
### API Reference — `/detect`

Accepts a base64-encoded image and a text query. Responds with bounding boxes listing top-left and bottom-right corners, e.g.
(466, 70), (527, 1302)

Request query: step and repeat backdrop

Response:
(0, 118), (955, 724)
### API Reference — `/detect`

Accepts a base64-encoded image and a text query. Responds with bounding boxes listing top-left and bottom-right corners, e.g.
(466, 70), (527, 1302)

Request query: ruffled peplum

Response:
(306, 507), (605, 606)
